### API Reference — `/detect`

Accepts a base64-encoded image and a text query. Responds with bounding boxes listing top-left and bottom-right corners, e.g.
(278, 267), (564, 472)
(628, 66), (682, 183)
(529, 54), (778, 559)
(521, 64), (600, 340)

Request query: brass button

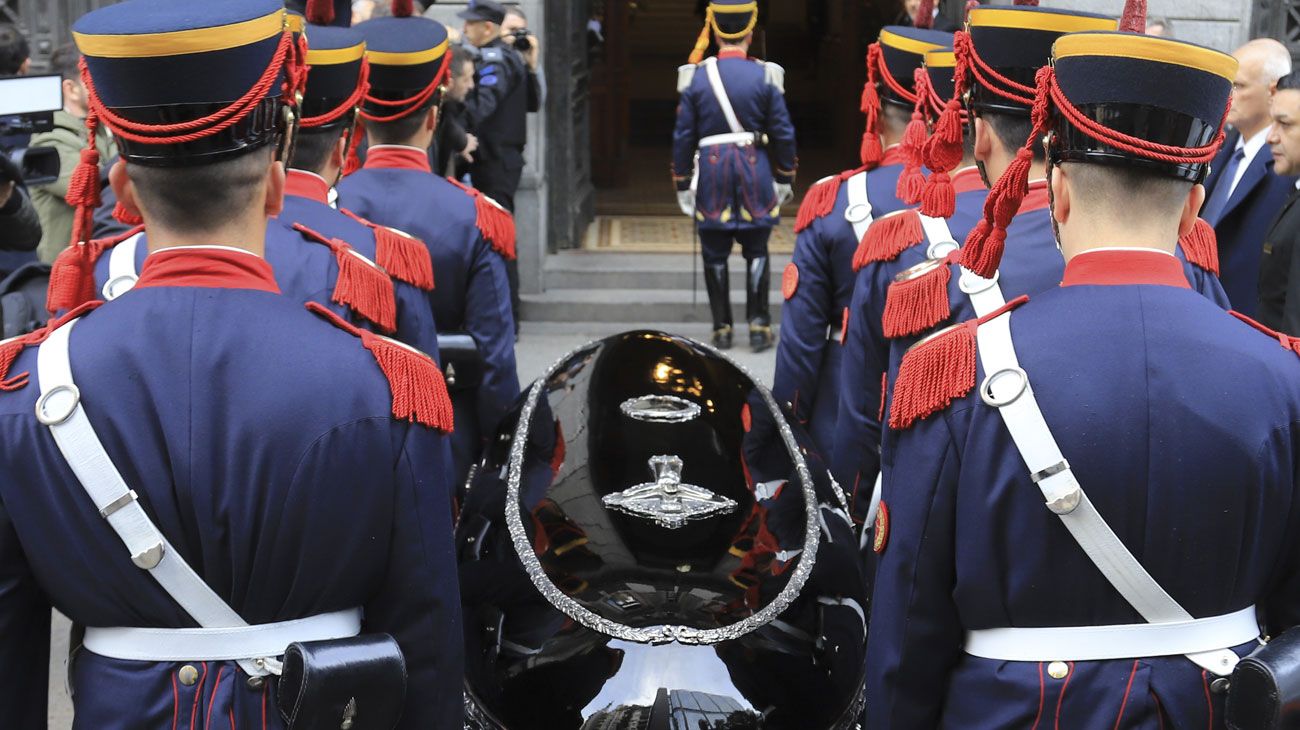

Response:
(1047, 661), (1069, 680)
(178, 664), (199, 686)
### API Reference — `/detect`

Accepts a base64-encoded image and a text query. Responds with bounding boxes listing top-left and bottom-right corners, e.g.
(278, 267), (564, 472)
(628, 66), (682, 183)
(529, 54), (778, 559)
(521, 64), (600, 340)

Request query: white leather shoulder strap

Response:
(102, 232), (143, 302)
(35, 320), (277, 677)
(844, 173), (875, 242)
(703, 58), (745, 135)
(974, 310), (1247, 676)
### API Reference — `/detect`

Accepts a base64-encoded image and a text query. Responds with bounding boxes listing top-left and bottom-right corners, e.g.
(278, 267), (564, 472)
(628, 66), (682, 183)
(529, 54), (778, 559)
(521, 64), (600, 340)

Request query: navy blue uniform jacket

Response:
(0, 248), (463, 729)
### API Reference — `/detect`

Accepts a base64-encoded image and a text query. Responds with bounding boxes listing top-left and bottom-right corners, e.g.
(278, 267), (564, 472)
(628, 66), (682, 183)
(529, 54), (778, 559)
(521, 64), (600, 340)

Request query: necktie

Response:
(1202, 146), (1246, 225)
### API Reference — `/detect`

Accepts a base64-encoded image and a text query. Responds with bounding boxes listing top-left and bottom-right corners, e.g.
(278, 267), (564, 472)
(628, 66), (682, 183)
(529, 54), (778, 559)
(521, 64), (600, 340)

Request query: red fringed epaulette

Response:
(1229, 310), (1300, 357)
(444, 177), (517, 261)
(1178, 217), (1220, 276)
(854, 209), (924, 270)
(889, 295), (1028, 430)
(795, 168), (862, 233)
(339, 208), (435, 291)
(46, 225), (146, 314)
(881, 250), (960, 339)
(0, 301), (102, 392)
(306, 301), (454, 432)
(293, 223), (398, 334)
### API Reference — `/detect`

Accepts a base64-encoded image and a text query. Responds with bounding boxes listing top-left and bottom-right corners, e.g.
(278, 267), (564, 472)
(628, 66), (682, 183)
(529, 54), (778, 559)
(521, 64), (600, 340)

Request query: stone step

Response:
(521, 287), (785, 324)
(543, 251), (794, 290)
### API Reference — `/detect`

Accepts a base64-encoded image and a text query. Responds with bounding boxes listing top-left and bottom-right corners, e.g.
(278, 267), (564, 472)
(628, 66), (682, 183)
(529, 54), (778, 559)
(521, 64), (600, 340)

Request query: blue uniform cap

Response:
(354, 15), (450, 117)
(71, 0), (295, 166)
(299, 24), (367, 129)
(456, 0), (506, 24)
(877, 26), (952, 108)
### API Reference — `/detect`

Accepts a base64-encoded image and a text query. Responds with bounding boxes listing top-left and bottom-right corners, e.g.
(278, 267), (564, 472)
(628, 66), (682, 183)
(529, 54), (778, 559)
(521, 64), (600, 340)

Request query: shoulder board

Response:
(0, 301), (102, 392)
(889, 295), (1029, 431)
(854, 209), (923, 270)
(444, 177), (517, 260)
(306, 302), (453, 432)
(763, 61), (785, 93)
(1178, 217), (1220, 276)
(794, 167), (863, 233)
(881, 249), (960, 339)
(339, 208), (434, 291)
(1229, 311), (1300, 357)
(46, 224), (146, 314)
(292, 223), (397, 334)
(677, 63), (698, 93)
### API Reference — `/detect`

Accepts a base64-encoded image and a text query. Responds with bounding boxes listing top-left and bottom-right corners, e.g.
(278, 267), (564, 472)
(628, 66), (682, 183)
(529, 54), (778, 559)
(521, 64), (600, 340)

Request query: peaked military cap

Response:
(354, 5), (451, 122)
(456, 0), (507, 25)
(688, 0), (760, 64)
(299, 25), (367, 130)
(72, 0), (297, 167)
(876, 27), (953, 109)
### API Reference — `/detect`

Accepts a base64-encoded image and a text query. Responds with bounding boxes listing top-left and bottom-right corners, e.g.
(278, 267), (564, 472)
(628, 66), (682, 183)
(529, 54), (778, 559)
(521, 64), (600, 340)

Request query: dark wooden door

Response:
(589, 0), (631, 187)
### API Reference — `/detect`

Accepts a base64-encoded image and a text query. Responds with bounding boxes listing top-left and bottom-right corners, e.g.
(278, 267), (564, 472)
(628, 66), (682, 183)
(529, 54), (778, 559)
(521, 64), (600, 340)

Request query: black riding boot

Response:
(704, 262), (733, 349)
(746, 256), (773, 352)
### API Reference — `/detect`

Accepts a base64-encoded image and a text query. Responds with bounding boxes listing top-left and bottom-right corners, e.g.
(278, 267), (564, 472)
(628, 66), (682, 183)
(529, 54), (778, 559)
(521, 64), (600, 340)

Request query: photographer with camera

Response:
(502, 6), (544, 111)
(0, 23), (43, 272)
(30, 44), (116, 263)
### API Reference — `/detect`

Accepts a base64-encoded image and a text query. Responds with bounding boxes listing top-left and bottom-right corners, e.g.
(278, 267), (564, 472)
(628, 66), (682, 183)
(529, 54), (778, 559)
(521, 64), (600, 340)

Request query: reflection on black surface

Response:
(458, 332), (870, 729)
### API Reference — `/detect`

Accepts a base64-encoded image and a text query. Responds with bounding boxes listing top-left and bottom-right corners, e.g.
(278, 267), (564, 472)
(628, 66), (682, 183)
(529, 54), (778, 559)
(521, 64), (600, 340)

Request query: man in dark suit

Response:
(1262, 73), (1300, 333)
(1203, 38), (1296, 315)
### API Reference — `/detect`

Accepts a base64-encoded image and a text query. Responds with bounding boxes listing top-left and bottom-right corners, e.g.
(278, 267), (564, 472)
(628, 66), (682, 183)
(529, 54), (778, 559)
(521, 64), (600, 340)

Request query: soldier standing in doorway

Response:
(672, 0), (797, 352)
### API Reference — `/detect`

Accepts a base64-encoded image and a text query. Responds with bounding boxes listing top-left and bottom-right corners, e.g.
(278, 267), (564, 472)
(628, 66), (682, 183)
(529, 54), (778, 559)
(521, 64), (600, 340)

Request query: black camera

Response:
(509, 28), (532, 52)
(0, 74), (63, 187)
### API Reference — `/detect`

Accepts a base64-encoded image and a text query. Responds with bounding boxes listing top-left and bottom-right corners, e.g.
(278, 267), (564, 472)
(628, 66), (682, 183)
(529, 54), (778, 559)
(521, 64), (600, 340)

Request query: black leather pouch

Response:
(1226, 628), (1300, 729)
(277, 634), (407, 730)
(438, 333), (484, 392)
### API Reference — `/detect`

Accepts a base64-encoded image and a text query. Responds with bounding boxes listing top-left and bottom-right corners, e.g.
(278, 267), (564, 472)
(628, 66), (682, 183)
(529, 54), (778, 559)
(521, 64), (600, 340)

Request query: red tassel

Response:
(920, 170), (956, 218)
(306, 302), (454, 432)
(63, 116), (103, 248)
(888, 320), (977, 430)
(881, 253), (957, 338)
(896, 70), (932, 204)
(1179, 217), (1220, 276)
(375, 226), (435, 290)
(860, 132), (884, 171)
(960, 145), (1032, 278)
(293, 223), (398, 333)
(913, 0), (935, 28)
(342, 124), (365, 177)
(111, 200), (143, 226)
(860, 45), (884, 169)
(854, 209), (925, 269)
(306, 0), (335, 24)
(391, 0), (414, 18)
(47, 243), (99, 314)
(1120, 0), (1147, 33)
(474, 194), (517, 261)
(795, 168), (858, 233)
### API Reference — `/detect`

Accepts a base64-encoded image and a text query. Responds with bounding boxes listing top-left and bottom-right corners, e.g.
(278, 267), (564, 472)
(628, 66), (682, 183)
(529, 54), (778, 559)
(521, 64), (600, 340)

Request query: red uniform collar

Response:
(135, 246), (281, 293)
(881, 144), (906, 167)
(952, 166), (985, 195)
(717, 48), (748, 60)
(363, 145), (432, 173)
(1061, 249), (1191, 289)
(1021, 179), (1050, 213)
(284, 170), (331, 204)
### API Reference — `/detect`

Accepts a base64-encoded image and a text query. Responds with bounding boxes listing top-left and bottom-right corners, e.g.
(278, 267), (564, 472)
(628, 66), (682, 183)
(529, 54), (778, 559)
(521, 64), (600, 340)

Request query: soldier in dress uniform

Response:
(337, 2), (521, 489)
(867, 8), (1300, 727)
(0, 0), (462, 727)
(772, 20), (950, 469)
(671, 0), (798, 352)
(832, 4), (1230, 518)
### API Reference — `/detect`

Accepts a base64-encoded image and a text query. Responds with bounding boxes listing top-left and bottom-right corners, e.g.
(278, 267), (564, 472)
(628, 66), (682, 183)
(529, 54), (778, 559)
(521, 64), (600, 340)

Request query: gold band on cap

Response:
(1053, 33), (1238, 81)
(879, 29), (947, 56)
(307, 42), (366, 65)
(74, 9), (285, 59)
(925, 50), (957, 68)
(710, 1), (758, 13)
(367, 38), (450, 67)
(968, 7), (1117, 34)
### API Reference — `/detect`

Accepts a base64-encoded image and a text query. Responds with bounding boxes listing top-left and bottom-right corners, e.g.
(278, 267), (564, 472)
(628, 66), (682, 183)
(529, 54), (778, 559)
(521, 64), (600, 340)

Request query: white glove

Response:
(677, 189), (695, 217)
(775, 183), (794, 206)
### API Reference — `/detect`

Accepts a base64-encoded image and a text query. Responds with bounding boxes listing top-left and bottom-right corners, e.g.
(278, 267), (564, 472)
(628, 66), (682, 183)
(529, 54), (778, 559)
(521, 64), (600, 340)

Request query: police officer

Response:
(672, 0), (797, 352)
(772, 20), (949, 468)
(0, 1), (462, 726)
(460, 0), (528, 328)
(338, 3), (521, 490)
(868, 6), (1300, 726)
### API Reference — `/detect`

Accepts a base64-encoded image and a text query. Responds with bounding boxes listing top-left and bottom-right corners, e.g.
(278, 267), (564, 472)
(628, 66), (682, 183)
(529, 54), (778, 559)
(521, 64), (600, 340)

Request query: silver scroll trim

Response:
(504, 334), (820, 646)
(602, 454), (738, 529)
(618, 394), (702, 423)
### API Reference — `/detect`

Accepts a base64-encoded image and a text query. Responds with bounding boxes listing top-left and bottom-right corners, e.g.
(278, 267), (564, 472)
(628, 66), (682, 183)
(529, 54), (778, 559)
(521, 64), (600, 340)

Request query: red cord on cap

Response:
(914, 0), (935, 29)
(1120, 0), (1147, 33)
(896, 67), (934, 204)
(360, 49), (451, 123)
(303, 58), (370, 129)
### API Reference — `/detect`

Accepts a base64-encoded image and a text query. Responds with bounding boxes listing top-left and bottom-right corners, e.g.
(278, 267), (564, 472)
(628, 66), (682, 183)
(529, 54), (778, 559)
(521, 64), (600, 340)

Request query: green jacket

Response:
(30, 109), (117, 263)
